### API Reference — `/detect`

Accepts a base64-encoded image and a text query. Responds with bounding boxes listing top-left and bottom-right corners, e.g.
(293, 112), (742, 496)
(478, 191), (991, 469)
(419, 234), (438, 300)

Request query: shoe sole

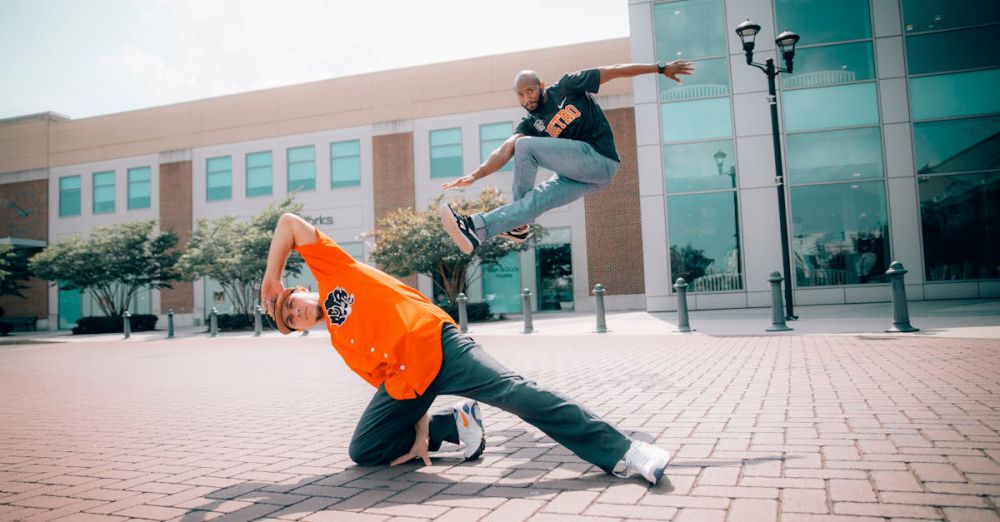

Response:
(465, 435), (486, 461)
(498, 234), (528, 244)
(651, 450), (671, 486)
(438, 205), (474, 254)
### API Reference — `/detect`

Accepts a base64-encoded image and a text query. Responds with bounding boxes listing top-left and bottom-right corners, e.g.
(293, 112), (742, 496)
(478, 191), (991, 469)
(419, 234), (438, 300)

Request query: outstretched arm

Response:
(598, 60), (694, 85)
(441, 133), (523, 190)
(261, 213), (318, 317)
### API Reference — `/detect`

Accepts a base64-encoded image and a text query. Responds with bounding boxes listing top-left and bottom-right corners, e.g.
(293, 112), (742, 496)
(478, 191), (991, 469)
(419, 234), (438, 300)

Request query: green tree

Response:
(178, 196), (304, 318)
(365, 187), (543, 305)
(30, 221), (180, 318)
(0, 243), (31, 300)
(669, 243), (713, 284)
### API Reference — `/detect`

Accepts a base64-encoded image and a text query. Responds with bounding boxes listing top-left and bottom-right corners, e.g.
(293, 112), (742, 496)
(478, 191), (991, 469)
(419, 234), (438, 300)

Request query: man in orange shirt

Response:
(261, 213), (671, 484)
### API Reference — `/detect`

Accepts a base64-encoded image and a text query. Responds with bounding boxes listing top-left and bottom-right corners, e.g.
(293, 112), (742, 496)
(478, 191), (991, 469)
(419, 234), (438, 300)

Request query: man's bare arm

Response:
(261, 213), (317, 316)
(598, 61), (694, 85)
(441, 134), (522, 190)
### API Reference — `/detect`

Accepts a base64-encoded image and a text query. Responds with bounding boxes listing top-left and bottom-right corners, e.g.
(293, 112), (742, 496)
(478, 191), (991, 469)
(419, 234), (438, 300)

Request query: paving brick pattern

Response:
(1, 333), (998, 521)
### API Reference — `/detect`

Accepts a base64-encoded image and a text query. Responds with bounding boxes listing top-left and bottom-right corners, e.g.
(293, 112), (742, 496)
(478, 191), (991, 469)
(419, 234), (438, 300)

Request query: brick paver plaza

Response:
(1, 330), (999, 521)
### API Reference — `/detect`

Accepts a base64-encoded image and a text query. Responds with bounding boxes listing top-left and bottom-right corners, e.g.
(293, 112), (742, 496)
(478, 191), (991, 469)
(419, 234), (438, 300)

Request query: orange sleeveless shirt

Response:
(295, 230), (456, 399)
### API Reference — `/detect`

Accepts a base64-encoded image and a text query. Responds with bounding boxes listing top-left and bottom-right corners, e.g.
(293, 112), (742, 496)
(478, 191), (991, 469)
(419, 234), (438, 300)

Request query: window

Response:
(902, 0), (1000, 34)
(287, 146), (316, 192)
(787, 127), (884, 184)
(430, 128), (463, 178)
(909, 68), (1000, 121)
(913, 115), (1000, 174)
(782, 42), (876, 89)
(667, 192), (742, 292)
(483, 252), (521, 313)
(663, 139), (736, 193)
(659, 57), (730, 102)
(245, 151), (272, 197)
(660, 97), (732, 142)
(535, 228), (573, 311)
(206, 156), (232, 201)
(59, 175), (81, 217)
(92, 171), (115, 214)
(653, 0), (726, 60)
(905, 26), (999, 76)
(783, 83), (879, 132)
(330, 140), (361, 188)
(791, 181), (890, 286)
(127, 167), (151, 209)
(480, 123), (513, 172)
(775, 0), (871, 46)
(340, 241), (364, 261)
(919, 173), (1000, 280)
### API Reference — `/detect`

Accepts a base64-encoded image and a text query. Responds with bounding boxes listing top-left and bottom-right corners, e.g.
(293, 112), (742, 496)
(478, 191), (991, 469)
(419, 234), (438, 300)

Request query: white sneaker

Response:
(616, 440), (671, 485)
(452, 399), (485, 460)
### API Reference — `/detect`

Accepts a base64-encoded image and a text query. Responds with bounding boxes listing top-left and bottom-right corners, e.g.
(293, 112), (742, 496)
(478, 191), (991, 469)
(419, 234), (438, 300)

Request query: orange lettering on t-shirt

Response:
(546, 104), (581, 138)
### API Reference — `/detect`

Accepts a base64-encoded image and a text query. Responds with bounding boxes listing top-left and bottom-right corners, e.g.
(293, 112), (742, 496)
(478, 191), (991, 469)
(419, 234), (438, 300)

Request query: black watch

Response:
(657, 61), (667, 74)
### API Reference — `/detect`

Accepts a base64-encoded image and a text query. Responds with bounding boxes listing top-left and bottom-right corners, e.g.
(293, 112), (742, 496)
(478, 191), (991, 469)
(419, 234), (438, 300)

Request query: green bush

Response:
(206, 313), (276, 331)
(72, 314), (158, 335)
(440, 301), (491, 323)
(0, 323), (13, 336)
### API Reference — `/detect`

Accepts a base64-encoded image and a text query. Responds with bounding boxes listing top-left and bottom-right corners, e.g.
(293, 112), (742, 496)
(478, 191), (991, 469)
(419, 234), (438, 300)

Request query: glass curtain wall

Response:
(776, 0), (890, 287)
(654, 0), (742, 292)
(904, 0), (1000, 281)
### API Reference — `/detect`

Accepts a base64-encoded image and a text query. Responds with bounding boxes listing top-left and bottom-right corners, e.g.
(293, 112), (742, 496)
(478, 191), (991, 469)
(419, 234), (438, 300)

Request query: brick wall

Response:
(372, 132), (418, 288)
(583, 107), (645, 295)
(158, 160), (194, 313)
(0, 179), (49, 320)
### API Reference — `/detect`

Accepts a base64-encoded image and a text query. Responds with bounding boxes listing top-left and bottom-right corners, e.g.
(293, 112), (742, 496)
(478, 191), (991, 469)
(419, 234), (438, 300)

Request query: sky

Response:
(0, 0), (630, 120)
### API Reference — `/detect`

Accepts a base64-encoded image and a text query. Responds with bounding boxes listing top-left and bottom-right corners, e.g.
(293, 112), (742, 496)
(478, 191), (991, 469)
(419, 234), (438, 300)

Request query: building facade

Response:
(0, 0), (997, 330)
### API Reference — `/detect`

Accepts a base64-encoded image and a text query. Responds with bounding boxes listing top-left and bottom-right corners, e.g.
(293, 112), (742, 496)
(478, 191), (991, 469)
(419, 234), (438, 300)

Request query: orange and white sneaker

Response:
(452, 399), (485, 460)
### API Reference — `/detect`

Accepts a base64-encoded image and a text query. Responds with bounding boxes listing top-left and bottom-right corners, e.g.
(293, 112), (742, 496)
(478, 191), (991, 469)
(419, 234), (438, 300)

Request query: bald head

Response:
(513, 70), (541, 90)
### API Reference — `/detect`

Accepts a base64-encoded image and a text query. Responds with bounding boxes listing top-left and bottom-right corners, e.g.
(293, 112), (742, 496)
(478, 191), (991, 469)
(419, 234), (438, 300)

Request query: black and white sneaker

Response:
(439, 203), (482, 254)
(498, 224), (531, 244)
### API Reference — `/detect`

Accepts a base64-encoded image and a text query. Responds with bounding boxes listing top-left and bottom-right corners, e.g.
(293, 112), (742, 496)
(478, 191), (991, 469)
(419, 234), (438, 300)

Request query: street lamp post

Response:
(735, 20), (800, 320)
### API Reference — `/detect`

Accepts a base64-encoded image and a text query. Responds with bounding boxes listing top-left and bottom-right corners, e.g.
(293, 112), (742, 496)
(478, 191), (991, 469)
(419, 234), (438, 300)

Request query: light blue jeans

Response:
(474, 137), (620, 238)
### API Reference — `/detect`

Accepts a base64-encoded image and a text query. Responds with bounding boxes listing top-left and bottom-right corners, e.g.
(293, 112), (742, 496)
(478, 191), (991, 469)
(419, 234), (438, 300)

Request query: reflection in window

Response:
(59, 175), (81, 217)
(661, 97), (732, 142)
(331, 140), (361, 188)
(287, 146), (316, 192)
(206, 156), (232, 201)
(431, 128), (463, 179)
(791, 181), (890, 286)
(92, 171), (115, 214)
(914, 115), (1000, 174)
(536, 229), (573, 311)
(783, 82), (879, 132)
(909, 69), (1000, 120)
(906, 26), (999, 76)
(246, 151), (272, 197)
(775, 0), (871, 46)
(902, 0), (1000, 34)
(659, 57), (730, 101)
(663, 139), (736, 193)
(787, 127), (884, 184)
(919, 173), (1000, 280)
(653, 0), (726, 61)
(483, 251), (521, 313)
(667, 192), (742, 292)
(127, 166), (151, 209)
(782, 42), (875, 89)
(480, 122), (513, 172)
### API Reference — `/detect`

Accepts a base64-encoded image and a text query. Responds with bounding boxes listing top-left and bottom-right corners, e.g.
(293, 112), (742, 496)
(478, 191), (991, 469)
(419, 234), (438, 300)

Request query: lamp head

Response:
(775, 30), (800, 72)
(735, 19), (761, 64)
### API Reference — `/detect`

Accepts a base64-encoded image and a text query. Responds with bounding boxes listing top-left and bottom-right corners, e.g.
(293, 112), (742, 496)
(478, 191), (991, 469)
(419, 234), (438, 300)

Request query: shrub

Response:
(206, 313), (276, 332)
(440, 301), (492, 323)
(0, 323), (13, 336)
(72, 314), (158, 335)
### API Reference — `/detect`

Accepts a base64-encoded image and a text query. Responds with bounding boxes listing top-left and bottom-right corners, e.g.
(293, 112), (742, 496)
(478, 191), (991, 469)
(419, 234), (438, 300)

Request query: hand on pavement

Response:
(390, 414), (432, 466)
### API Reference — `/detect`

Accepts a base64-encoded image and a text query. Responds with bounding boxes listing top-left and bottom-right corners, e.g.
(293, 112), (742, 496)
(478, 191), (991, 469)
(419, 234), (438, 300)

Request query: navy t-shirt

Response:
(514, 69), (620, 162)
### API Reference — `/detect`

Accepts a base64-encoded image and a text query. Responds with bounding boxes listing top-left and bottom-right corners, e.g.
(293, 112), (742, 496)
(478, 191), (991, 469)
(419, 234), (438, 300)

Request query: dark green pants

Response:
(348, 324), (632, 473)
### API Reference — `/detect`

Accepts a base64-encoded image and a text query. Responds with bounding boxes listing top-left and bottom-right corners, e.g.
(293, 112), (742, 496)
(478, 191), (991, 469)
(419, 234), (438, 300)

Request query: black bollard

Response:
(254, 305), (262, 337)
(885, 261), (919, 333)
(210, 307), (218, 337)
(767, 272), (793, 332)
(521, 288), (534, 334)
(167, 308), (174, 338)
(593, 284), (608, 333)
(123, 311), (132, 339)
(673, 278), (694, 332)
(456, 293), (469, 333)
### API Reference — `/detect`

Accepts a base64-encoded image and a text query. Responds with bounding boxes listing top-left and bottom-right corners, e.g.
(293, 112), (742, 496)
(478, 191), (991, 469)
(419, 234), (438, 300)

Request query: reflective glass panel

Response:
(57, 283), (82, 330)
(535, 240), (573, 311)
(661, 97), (732, 142)
(480, 122), (513, 172)
(653, 0), (727, 60)
(287, 146), (315, 192)
(431, 128), (463, 179)
(782, 42), (875, 89)
(663, 139), (736, 193)
(914, 115), (1000, 174)
(127, 166), (151, 209)
(787, 127), (884, 184)
(783, 82), (879, 132)
(667, 191), (743, 292)
(790, 181), (890, 286)
(92, 171), (115, 214)
(902, 0), (1000, 33)
(659, 57), (729, 101)
(59, 175), (81, 217)
(919, 172), (1000, 280)
(906, 26), (1000, 76)
(910, 68), (1000, 120)
(246, 151), (272, 197)
(287, 146), (314, 163)
(775, 0), (872, 46)
(483, 251), (522, 314)
(206, 157), (231, 201)
(331, 140), (361, 187)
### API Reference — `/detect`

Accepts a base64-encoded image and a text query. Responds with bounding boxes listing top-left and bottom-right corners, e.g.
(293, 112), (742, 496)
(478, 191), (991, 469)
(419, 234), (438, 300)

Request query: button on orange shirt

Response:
(294, 229), (456, 400)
